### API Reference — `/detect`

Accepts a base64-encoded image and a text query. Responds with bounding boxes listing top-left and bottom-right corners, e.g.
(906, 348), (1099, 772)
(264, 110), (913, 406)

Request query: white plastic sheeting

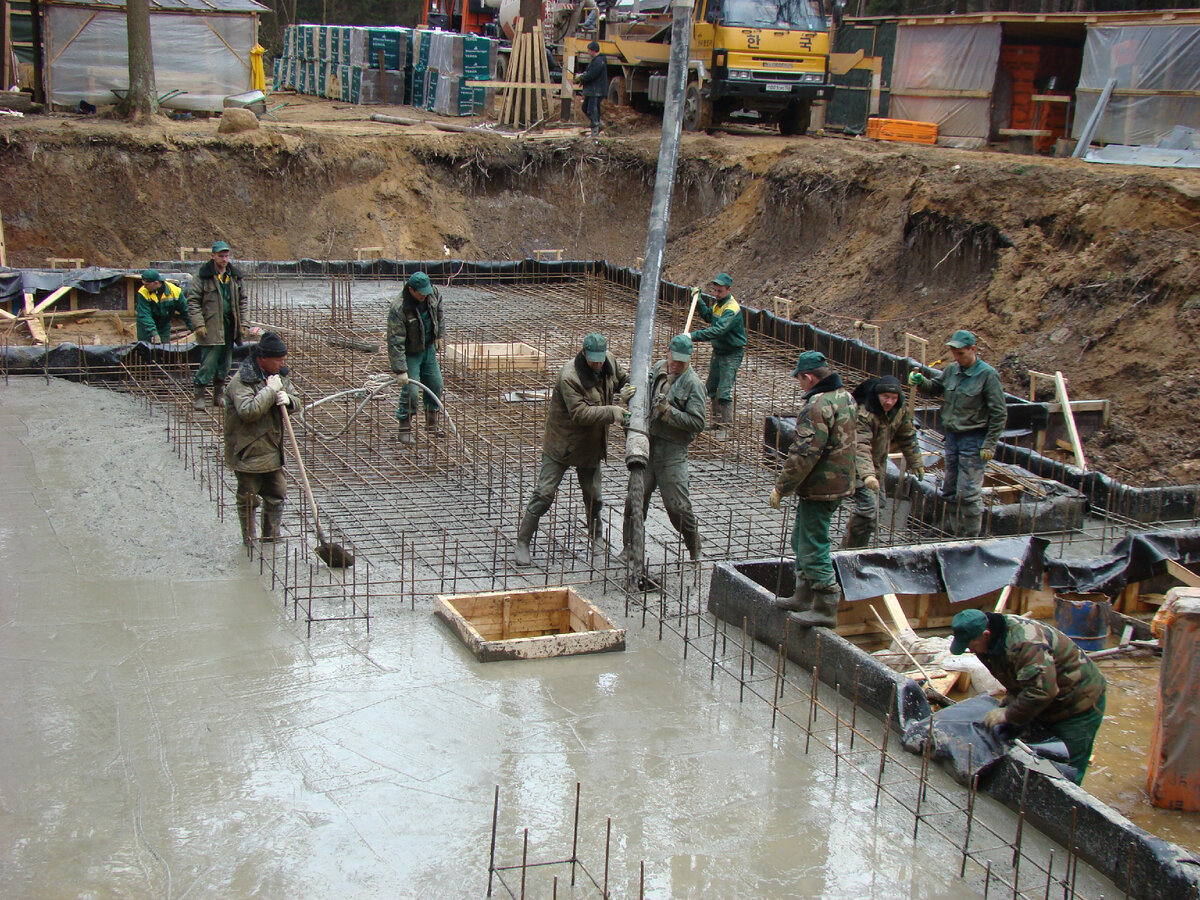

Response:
(1075, 25), (1200, 148)
(47, 8), (255, 111)
(890, 24), (1001, 139)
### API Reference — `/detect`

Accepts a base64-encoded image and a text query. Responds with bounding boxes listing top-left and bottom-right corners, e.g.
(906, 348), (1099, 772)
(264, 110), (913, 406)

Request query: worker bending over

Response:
(135, 269), (191, 344)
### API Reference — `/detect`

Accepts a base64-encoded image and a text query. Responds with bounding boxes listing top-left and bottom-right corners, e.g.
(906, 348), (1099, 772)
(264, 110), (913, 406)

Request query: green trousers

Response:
(193, 315), (236, 386)
(704, 349), (744, 403)
(397, 345), (444, 422)
(1047, 693), (1106, 784)
(791, 498), (840, 589)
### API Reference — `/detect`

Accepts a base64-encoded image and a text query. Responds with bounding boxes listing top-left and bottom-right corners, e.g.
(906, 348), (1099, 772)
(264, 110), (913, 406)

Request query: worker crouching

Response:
(223, 331), (296, 546)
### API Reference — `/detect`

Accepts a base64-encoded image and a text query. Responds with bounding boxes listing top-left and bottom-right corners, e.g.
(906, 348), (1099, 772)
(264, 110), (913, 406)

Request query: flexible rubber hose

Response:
(301, 376), (456, 442)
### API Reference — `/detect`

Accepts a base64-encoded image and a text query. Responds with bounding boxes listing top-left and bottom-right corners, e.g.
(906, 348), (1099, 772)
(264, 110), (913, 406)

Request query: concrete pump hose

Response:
(301, 376), (456, 442)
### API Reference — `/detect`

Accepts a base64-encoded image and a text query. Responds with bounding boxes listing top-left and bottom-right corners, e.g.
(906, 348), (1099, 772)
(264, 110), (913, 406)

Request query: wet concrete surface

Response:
(1, 377), (1121, 898)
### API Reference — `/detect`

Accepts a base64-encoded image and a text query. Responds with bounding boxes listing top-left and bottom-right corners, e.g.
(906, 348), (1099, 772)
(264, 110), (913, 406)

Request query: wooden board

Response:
(435, 587), (625, 662)
(446, 340), (547, 373)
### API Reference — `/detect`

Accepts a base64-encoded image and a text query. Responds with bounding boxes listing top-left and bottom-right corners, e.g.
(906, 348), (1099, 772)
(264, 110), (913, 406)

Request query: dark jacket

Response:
(918, 357), (1007, 452)
(579, 52), (608, 98)
(387, 281), (444, 374)
(543, 352), (629, 467)
(977, 612), (1107, 727)
(775, 373), (857, 502)
(851, 378), (923, 484)
(647, 359), (707, 447)
(186, 261), (247, 347)
(223, 355), (296, 474)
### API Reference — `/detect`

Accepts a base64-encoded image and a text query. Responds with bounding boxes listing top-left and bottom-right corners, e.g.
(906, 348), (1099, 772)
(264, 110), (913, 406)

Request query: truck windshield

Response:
(717, 0), (827, 31)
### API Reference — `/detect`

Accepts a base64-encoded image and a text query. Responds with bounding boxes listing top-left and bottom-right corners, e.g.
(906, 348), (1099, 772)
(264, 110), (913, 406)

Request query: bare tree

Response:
(126, 0), (158, 120)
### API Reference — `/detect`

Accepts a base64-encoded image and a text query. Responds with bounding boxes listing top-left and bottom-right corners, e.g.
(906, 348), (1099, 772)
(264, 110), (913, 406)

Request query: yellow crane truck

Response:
(564, 0), (837, 134)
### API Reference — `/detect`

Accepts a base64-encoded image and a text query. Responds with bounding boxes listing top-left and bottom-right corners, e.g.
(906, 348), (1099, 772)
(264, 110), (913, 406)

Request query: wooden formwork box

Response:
(445, 341), (547, 374)
(435, 587), (625, 662)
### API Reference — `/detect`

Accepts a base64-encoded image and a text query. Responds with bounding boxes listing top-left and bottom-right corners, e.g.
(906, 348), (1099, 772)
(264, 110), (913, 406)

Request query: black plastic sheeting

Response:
(1, 266), (133, 306)
(834, 536), (1046, 604)
(0, 341), (248, 380)
(1046, 527), (1200, 595)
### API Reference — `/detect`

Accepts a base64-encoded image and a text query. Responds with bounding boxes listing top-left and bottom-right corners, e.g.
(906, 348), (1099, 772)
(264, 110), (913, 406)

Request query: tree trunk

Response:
(519, 0), (539, 31)
(126, 0), (158, 120)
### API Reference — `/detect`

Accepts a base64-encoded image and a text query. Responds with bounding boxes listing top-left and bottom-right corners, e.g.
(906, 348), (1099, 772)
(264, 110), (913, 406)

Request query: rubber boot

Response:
(212, 380), (224, 408)
(587, 512), (608, 559)
(397, 419), (415, 447)
(684, 529), (702, 562)
(192, 384), (208, 411)
(791, 584), (841, 628)
(775, 576), (813, 613)
(708, 400), (721, 430)
(260, 501), (283, 543)
(425, 408), (446, 439)
(714, 401), (733, 439)
(841, 514), (874, 550)
(957, 510), (983, 539)
(514, 510), (539, 567)
(236, 493), (258, 547)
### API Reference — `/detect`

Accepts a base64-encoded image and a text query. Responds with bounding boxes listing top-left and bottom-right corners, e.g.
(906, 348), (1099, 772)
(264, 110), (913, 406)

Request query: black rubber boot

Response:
(397, 420), (415, 447)
(425, 408), (446, 438)
(684, 530), (702, 562)
(260, 501), (283, 543)
(212, 380), (224, 408)
(515, 511), (539, 567)
(236, 493), (258, 547)
(841, 514), (874, 550)
(192, 384), (208, 411)
(791, 585), (841, 628)
(775, 576), (813, 613)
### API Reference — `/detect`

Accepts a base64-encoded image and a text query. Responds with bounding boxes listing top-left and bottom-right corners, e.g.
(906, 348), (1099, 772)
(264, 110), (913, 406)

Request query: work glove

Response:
(983, 707), (1006, 729)
(980, 448), (995, 463)
(193, 325), (207, 341)
(690, 286), (701, 304)
(265, 374), (283, 393)
(275, 390), (290, 407)
(864, 475), (880, 492)
(653, 395), (671, 418)
(912, 466), (926, 480)
(395, 373), (409, 387)
(907, 371), (924, 387)
(149, 332), (162, 345)
(768, 488), (781, 511)
(436, 338), (445, 352)
(619, 384), (636, 404)
(621, 411), (631, 427)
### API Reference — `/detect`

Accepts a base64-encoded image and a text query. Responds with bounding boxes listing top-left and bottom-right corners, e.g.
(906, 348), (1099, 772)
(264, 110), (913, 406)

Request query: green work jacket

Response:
(135, 281), (190, 341)
(919, 358), (1007, 451)
(776, 374), (857, 502)
(691, 294), (747, 354)
(647, 359), (706, 447)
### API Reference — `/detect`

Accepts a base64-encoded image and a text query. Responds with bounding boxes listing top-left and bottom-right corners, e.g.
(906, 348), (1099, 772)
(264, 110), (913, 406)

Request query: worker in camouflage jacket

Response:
(908, 329), (1007, 538)
(844, 375), (925, 549)
(386, 271), (445, 447)
(950, 608), (1107, 784)
(135, 269), (191, 344)
(223, 331), (296, 546)
(515, 333), (633, 567)
(187, 240), (250, 411)
(689, 272), (747, 435)
(622, 334), (707, 563)
(769, 351), (856, 627)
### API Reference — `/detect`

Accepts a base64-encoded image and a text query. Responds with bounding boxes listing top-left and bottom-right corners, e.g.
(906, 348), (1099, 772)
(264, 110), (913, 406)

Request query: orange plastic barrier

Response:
(865, 117), (938, 146)
(1147, 587), (1200, 811)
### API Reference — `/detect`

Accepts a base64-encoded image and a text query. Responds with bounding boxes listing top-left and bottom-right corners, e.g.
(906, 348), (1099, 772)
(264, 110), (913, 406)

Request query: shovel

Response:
(280, 403), (354, 568)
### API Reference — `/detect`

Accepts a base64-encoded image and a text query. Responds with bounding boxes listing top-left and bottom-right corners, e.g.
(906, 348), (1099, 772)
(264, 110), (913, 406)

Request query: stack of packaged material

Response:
(412, 30), (498, 117)
(273, 24), (414, 105)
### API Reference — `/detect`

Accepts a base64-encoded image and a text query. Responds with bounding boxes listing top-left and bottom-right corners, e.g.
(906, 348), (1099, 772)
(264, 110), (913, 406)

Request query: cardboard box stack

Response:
(273, 24), (414, 105)
(414, 30), (498, 117)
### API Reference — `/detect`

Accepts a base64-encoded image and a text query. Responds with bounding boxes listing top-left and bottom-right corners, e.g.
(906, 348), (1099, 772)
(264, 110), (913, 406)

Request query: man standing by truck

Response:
(576, 40), (608, 137)
(690, 272), (747, 436)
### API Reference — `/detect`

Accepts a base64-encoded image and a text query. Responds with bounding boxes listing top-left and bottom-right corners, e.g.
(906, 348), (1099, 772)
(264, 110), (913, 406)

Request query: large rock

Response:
(217, 108), (259, 134)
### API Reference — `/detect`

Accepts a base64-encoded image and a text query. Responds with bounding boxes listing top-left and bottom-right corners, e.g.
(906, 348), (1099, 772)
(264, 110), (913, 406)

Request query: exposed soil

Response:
(3, 93), (1199, 482)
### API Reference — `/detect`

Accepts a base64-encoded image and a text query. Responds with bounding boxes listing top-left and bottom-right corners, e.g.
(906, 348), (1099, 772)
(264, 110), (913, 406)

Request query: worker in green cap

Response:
(387, 271), (445, 447)
(907, 329), (1007, 538)
(949, 608), (1107, 784)
(689, 272), (747, 435)
(769, 350), (856, 627)
(622, 333), (707, 562)
(187, 240), (250, 411)
(135, 269), (191, 345)
(515, 333), (633, 567)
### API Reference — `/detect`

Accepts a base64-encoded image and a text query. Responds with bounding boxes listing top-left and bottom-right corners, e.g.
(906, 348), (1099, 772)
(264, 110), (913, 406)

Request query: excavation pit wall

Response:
(707, 551), (1200, 900)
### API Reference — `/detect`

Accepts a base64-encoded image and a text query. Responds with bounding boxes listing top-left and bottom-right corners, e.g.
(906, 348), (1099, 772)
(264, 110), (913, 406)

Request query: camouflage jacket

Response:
(223, 355), (296, 474)
(853, 385), (923, 484)
(647, 359), (706, 447)
(542, 352), (629, 468)
(775, 374), (856, 502)
(977, 612), (1107, 726)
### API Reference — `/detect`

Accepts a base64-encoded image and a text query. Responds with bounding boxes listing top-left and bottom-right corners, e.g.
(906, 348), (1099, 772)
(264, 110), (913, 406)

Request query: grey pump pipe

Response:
(623, 0), (694, 585)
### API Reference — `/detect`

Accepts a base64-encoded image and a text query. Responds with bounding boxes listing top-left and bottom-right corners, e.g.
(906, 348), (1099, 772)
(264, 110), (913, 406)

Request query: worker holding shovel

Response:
(223, 331), (296, 546)
(387, 271), (445, 447)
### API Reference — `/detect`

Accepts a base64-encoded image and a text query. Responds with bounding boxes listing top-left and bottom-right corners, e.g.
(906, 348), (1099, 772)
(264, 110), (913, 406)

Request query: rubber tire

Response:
(779, 100), (811, 136)
(607, 75), (627, 107)
(683, 82), (712, 132)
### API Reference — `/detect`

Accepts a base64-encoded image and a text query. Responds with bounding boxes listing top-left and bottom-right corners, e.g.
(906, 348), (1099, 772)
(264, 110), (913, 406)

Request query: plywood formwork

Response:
(445, 340), (546, 374)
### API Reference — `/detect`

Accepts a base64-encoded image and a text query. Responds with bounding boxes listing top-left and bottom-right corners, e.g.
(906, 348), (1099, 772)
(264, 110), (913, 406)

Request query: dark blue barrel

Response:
(1053, 596), (1110, 652)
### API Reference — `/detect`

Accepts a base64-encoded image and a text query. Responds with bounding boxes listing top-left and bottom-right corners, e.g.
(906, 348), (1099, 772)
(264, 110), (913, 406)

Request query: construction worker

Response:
(907, 329), (1007, 538)
(770, 351), (856, 627)
(515, 333), (633, 567)
(689, 273), (746, 435)
(387, 271), (445, 447)
(843, 374), (925, 549)
(135, 269), (190, 344)
(187, 240), (249, 411)
(223, 331), (296, 546)
(622, 333), (706, 562)
(576, 40), (608, 137)
(949, 608), (1107, 785)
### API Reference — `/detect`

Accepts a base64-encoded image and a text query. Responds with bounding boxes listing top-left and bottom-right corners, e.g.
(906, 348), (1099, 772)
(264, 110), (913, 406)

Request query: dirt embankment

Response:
(2, 108), (1198, 480)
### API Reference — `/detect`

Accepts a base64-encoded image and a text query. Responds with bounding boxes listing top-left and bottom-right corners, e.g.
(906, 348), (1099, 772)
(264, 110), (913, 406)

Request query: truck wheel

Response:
(779, 101), (811, 136)
(607, 75), (627, 107)
(683, 82), (711, 132)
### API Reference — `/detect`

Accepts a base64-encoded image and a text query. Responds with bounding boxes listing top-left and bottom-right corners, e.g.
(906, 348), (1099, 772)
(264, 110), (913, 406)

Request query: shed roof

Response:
(46, 0), (268, 12)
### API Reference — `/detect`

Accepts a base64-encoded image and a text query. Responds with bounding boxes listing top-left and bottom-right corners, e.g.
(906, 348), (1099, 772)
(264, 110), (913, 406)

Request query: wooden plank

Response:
(916, 594), (931, 629)
(883, 593), (911, 632)
(994, 584), (1013, 613)
(1166, 559), (1200, 588)
(0, 206), (6, 267)
(465, 80), (560, 89)
(29, 284), (72, 316)
(1054, 371), (1088, 470)
(25, 315), (47, 344)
